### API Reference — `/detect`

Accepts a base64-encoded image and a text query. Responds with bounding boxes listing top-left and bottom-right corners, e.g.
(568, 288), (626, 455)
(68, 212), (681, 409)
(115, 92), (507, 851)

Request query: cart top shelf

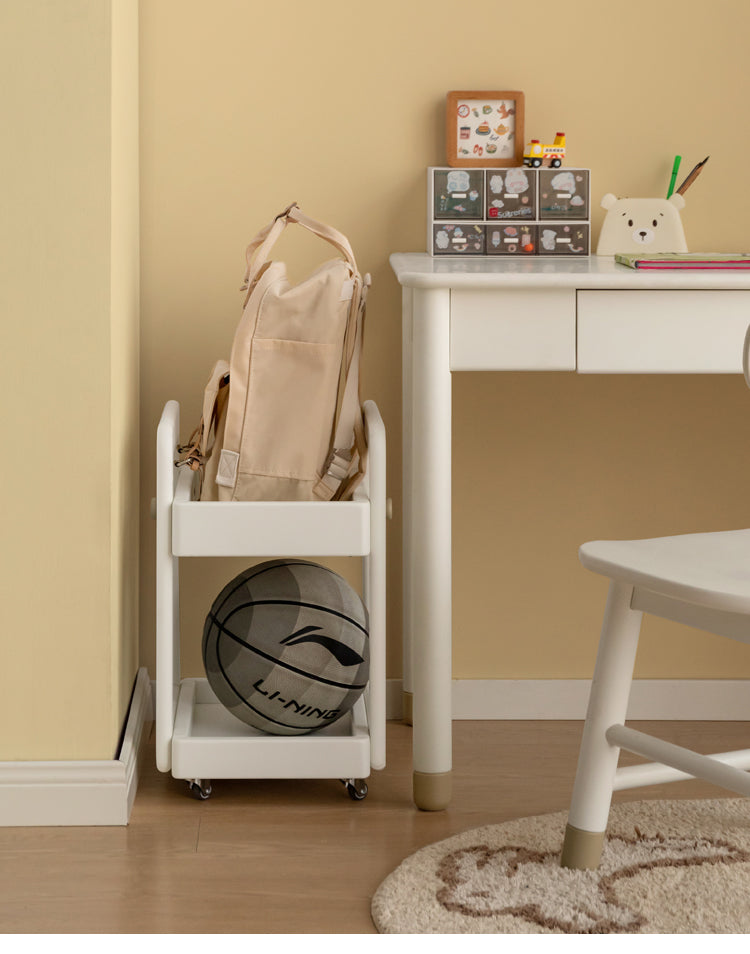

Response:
(171, 465), (371, 557)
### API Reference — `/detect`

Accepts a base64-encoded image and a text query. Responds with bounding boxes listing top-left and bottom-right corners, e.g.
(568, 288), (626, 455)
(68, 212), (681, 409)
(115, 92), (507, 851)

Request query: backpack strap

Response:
(242, 203), (358, 292)
(286, 204), (357, 269)
(241, 207), (292, 288)
(176, 359), (230, 471)
(313, 273), (370, 501)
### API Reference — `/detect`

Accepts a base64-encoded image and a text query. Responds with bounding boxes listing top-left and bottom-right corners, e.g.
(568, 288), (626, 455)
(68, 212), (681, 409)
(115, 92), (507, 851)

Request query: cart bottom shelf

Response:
(170, 678), (371, 781)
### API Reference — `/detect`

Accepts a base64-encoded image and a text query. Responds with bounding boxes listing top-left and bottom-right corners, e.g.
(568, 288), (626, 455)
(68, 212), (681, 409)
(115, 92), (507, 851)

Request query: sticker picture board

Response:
(446, 91), (524, 168)
(433, 169), (485, 220)
(432, 223), (486, 255)
(538, 169), (590, 220)
(486, 223), (537, 256)
(486, 168), (537, 220)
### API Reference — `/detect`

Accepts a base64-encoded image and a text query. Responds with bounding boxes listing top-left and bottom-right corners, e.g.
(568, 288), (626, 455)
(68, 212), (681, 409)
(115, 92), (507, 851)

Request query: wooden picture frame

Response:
(446, 90), (525, 168)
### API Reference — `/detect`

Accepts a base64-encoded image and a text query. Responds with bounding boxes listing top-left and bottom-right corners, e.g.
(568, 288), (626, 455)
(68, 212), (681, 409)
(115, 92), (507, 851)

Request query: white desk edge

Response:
(390, 252), (750, 290)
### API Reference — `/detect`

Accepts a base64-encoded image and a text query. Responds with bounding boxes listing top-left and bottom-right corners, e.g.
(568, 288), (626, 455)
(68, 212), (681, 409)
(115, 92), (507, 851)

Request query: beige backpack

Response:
(178, 203), (369, 502)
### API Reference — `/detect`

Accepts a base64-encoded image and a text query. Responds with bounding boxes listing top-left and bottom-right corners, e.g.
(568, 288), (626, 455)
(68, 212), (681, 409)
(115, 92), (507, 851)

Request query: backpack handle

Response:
(242, 203), (358, 290)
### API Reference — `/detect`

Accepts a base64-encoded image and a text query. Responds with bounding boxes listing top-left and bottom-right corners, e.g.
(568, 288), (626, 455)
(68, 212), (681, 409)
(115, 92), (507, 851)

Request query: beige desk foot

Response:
(402, 690), (413, 726)
(413, 770), (451, 811)
(560, 823), (605, 870)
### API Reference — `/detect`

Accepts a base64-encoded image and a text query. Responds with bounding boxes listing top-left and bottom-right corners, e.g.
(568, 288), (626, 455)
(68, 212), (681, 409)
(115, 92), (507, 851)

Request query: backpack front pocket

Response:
(239, 337), (340, 480)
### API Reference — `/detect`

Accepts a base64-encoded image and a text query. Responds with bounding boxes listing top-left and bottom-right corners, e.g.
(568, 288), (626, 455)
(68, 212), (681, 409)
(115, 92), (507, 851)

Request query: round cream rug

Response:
(371, 798), (750, 934)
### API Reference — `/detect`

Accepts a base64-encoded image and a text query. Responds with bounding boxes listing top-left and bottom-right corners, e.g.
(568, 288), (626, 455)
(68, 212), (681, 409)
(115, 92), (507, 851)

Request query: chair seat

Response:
(579, 528), (750, 615)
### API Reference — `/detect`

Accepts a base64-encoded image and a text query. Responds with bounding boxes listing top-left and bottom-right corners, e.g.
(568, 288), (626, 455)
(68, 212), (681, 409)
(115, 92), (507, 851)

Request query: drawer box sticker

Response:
(486, 168), (536, 220)
(538, 169), (590, 220)
(433, 168), (484, 220)
(538, 223), (589, 254)
(433, 224), (485, 255)
(486, 223), (536, 255)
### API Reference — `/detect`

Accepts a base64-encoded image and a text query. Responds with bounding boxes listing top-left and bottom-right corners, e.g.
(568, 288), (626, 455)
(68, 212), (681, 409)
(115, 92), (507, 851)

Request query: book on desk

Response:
(616, 251), (750, 270)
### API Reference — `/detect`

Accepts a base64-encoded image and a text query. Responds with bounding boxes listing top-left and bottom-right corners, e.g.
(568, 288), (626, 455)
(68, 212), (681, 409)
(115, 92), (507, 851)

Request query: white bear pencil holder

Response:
(596, 193), (687, 256)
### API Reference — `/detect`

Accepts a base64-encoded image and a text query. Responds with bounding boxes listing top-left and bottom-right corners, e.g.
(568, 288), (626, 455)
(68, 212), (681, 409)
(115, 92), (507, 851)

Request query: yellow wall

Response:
(138, 0), (750, 685)
(0, 1), (139, 760)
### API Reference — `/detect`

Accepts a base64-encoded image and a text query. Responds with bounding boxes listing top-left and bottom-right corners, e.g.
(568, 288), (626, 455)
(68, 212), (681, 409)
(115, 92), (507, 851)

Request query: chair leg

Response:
(560, 580), (643, 870)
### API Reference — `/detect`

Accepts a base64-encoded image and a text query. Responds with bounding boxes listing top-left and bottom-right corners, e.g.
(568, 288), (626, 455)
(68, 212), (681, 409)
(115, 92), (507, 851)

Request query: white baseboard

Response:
(390, 679), (750, 721)
(3, 671), (736, 826)
(0, 667), (152, 827)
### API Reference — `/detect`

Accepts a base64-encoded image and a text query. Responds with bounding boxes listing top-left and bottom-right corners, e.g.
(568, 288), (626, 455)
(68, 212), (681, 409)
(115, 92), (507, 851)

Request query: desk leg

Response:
(409, 287), (452, 810)
(401, 287), (414, 726)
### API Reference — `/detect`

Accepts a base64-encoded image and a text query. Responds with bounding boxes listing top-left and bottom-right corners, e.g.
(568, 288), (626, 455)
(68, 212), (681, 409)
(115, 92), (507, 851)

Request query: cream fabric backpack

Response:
(178, 204), (369, 502)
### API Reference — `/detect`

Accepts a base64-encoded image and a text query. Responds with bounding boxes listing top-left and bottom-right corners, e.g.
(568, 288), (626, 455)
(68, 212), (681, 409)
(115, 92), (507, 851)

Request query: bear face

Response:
(596, 193), (687, 256)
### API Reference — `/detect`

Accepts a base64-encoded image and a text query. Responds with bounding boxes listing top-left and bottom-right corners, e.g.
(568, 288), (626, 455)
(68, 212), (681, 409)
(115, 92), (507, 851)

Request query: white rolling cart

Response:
(155, 398), (387, 801)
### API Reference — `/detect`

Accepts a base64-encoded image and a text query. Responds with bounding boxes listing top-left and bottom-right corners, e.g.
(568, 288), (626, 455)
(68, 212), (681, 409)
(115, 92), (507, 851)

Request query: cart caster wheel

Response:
(188, 779), (212, 800)
(342, 778), (368, 801)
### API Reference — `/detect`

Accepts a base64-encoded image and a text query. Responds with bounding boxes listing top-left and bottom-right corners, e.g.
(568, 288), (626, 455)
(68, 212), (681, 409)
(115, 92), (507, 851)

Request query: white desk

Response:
(391, 253), (750, 811)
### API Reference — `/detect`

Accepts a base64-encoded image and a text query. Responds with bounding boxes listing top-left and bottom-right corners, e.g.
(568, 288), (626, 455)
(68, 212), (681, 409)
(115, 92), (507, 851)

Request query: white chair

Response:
(154, 399), (386, 801)
(561, 329), (750, 870)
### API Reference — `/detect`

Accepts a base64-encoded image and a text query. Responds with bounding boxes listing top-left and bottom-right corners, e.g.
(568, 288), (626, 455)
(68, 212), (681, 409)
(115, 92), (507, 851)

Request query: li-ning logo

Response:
(252, 677), (342, 722)
(250, 625), (366, 725)
(280, 625), (364, 667)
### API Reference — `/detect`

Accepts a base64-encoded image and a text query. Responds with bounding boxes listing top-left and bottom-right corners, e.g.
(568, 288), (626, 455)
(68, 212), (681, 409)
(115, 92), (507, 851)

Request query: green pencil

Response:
(667, 154), (681, 198)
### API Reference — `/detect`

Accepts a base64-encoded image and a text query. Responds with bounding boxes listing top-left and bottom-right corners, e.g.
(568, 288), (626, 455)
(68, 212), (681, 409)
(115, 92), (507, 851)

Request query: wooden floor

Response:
(0, 718), (748, 934)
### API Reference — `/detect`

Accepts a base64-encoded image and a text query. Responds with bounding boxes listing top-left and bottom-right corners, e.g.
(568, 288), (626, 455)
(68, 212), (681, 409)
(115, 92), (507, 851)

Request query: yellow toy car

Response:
(523, 133), (566, 168)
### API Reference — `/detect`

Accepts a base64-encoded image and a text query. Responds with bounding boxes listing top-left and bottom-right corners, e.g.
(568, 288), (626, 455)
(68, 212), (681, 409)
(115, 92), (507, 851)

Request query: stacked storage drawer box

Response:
(428, 166), (590, 256)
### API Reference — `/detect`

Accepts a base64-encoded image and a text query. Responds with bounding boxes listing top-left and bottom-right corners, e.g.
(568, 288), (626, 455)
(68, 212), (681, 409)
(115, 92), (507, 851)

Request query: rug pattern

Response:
(371, 799), (750, 934)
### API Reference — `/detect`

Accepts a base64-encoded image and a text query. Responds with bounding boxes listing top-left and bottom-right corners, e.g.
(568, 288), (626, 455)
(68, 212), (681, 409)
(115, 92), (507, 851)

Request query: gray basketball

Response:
(202, 559), (369, 735)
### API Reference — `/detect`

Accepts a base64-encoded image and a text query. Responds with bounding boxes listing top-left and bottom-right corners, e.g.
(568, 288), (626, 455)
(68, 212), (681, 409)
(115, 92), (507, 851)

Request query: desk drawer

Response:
(450, 288), (576, 370)
(577, 290), (750, 373)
